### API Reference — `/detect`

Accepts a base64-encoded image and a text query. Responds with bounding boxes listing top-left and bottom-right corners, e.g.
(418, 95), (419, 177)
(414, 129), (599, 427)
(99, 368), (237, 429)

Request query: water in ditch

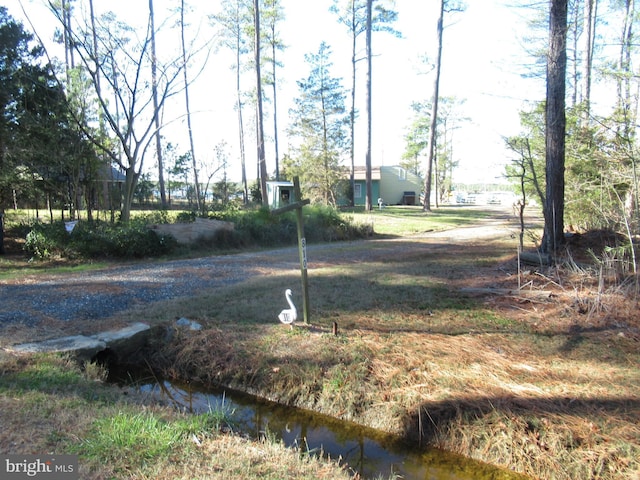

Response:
(111, 371), (526, 480)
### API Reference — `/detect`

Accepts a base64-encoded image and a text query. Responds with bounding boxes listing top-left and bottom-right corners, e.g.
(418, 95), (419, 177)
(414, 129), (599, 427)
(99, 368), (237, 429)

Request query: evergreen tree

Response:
(0, 7), (92, 249)
(287, 42), (349, 205)
(0, 9), (37, 212)
(0, 7), (33, 253)
(543, 0), (568, 253)
(401, 100), (430, 177)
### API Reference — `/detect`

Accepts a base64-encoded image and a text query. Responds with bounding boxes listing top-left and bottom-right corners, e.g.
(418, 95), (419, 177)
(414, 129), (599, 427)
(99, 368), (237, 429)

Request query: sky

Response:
(270, 0), (543, 184)
(4, 0), (543, 186)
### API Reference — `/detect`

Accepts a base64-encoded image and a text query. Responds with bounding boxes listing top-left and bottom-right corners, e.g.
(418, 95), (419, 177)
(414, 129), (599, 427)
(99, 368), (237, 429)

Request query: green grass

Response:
(0, 259), (109, 280)
(345, 205), (494, 236)
(79, 411), (215, 464)
(0, 353), (352, 479)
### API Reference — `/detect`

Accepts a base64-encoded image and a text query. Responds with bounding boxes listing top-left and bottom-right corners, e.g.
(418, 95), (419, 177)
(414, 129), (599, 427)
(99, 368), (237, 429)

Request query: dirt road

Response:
(0, 207), (521, 345)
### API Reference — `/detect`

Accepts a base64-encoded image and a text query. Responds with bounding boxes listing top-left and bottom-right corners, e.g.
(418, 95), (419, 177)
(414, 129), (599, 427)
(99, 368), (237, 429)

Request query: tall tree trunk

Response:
(582, 0), (596, 118)
(422, 0), (444, 212)
(149, 0), (167, 209)
(0, 210), (5, 255)
(254, 0), (268, 205)
(61, 0), (76, 220)
(89, 0), (110, 218)
(121, 167), (139, 223)
(89, 0), (100, 93)
(61, 0), (75, 83)
(619, 0), (635, 138)
(271, 25), (281, 181)
(109, 51), (121, 222)
(365, 0), (373, 211)
(231, 1), (249, 204)
(570, 0), (579, 106)
(349, 0), (357, 206)
(616, 0), (639, 223)
(180, 0), (202, 213)
(542, 0), (568, 254)
(237, 67), (248, 204)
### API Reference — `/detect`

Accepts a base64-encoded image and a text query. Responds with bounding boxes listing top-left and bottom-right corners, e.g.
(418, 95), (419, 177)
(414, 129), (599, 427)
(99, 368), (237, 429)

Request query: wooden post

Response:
(270, 176), (310, 324)
(293, 177), (310, 324)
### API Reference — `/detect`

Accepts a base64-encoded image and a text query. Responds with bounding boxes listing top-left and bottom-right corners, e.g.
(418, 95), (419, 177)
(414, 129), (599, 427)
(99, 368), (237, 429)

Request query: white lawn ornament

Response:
(278, 289), (297, 324)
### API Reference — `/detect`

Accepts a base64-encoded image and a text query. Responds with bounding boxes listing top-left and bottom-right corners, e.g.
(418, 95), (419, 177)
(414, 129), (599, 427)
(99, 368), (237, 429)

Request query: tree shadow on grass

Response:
(404, 394), (640, 446)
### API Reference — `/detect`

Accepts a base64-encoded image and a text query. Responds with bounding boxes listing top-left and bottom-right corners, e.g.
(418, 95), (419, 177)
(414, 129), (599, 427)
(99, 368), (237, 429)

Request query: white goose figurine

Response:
(278, 289), (297, 324)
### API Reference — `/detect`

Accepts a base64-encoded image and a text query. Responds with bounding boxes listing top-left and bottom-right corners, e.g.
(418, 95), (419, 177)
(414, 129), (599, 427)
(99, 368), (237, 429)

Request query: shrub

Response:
(24, 222), (70, 259)
(175, 211), (197, 223)
(304, 205), (372, 242)
(22, 205), (369, 260)
(24, 220), (178, 260)
(207, 205), (371, 249)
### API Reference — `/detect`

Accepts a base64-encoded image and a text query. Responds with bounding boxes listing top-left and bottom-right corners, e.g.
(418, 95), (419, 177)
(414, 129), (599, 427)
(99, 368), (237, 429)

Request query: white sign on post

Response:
(301, 237), (307, 270)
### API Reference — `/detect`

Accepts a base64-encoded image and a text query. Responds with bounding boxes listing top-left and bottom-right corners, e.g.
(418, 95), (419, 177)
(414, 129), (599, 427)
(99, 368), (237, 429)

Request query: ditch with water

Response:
(109, 368), (528, 480)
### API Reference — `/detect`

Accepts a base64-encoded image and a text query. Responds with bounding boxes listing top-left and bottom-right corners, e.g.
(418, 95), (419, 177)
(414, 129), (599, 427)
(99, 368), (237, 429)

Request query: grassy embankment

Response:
(0, 205), (492, 480)
(140, 206), (639, 480)
(0, 353), (353, 479)
(1, 205), (639, 479)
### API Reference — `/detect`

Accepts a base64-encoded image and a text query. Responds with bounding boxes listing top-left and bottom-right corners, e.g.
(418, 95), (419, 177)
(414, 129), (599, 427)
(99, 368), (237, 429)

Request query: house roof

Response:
(86, 164), (126, 183)
(352, 166), (381, 181)
(102, 164), (126, 182)
(266, 181), (294, 186)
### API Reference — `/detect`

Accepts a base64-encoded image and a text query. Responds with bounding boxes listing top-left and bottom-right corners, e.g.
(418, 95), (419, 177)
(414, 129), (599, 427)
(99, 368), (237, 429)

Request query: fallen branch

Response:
(459, 287), (556, 299)
(519, 251), (552, 266)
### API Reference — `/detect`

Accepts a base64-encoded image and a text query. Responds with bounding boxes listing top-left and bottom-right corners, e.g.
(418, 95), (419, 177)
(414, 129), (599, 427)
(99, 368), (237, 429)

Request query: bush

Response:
(24, 220), (178, 260)
(24, 222), (71, 259)
(207, 204), (371, 249)
(175, 211), (197, 223)
(304, 205), (372, 242)
(22, 205), (369, 260)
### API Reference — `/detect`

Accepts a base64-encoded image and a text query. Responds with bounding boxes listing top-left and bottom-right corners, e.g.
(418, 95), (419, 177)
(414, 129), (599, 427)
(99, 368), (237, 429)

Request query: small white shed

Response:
(266, 181), (297, 209)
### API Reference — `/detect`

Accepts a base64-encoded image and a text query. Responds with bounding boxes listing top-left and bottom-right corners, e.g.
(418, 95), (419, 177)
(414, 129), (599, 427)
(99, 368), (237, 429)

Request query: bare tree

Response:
(48, 4), (186, 221)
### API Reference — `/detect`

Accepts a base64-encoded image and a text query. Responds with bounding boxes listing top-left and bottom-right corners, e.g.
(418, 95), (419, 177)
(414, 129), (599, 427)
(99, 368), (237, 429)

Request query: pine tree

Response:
(543, 0), (568, 253)
(287, 42), (349, 205)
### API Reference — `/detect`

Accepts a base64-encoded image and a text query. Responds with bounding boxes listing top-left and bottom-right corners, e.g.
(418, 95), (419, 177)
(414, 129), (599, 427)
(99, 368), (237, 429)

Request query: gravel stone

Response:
(1, 210), (516, 334)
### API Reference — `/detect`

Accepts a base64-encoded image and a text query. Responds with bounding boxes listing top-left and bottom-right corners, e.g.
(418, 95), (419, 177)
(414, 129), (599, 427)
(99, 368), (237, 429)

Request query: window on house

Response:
(396, 167), (407, 180)
(354, 184), (362, 198)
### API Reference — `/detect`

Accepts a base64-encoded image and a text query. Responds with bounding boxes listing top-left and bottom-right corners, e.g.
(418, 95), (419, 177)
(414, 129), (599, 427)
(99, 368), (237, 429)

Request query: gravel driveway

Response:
(0, 209), (518, 344)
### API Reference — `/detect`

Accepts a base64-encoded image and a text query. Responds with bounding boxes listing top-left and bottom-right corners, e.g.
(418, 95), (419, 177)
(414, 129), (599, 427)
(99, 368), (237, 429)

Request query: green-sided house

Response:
(266, 166), (422, 209)
(347, 165), (423, 206)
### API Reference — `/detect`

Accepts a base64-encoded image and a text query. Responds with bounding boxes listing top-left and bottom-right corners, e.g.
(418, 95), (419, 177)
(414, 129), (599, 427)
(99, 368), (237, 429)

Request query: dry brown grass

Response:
(3, 209), (639, 479)
(123, 433), (352, 480)
(135, 233), (640, 480)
